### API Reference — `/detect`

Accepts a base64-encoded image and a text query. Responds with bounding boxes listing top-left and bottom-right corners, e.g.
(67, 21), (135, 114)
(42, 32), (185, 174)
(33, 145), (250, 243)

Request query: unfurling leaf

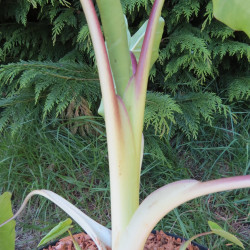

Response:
(130, 17), (165, 69)
(37, 218), (73, 247)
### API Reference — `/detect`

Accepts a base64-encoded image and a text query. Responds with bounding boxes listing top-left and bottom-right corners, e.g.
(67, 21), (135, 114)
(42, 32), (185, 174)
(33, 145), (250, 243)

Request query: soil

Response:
(42, 231), (201, 250)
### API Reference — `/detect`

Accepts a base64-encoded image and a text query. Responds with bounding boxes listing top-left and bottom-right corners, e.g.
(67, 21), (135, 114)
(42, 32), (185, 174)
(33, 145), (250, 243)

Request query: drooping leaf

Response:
(0, 192), (15, 250)
(37, 218), (73, 247)
(212, 0), (250, 38)
(0, 190), (111, 249)
(208, 221), (245, 249)
(117, 176), (250, 250)
(130, 17), (165, 69)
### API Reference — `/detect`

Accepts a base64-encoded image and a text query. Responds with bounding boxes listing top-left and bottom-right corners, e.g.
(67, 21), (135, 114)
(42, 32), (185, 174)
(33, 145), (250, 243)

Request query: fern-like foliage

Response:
(160, 24), (214, 86)
(0, 0), (90, 63)
(171, 0), (200, 24)
(1, 0), (249, 139)
(144, 92), (182, 136)
(121, 0), (149, 13)
(144, 133), (176, 166)
(212, 41), (250, 61)
(0, 61), (100, 132)
(228, 76), (250, 102)
(175, 92), (229, 139)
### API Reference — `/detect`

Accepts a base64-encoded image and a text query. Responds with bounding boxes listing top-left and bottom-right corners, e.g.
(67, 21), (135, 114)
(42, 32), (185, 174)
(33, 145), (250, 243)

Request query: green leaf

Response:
(72, 239), (81, 250)
(124, 15), (131, 46)
(19, 190), (111, 248)
(68, 230), (82, 250)
(0, 192), (16, 250)
(179, 238), (193, 250)
(179, 231), (213, 250)
(212, 0), (250, 38)
(37, 218), (73, 247)
(129, 17), (165, 70)
(96, 0), (132, 96)
(208, 221), (245, 249)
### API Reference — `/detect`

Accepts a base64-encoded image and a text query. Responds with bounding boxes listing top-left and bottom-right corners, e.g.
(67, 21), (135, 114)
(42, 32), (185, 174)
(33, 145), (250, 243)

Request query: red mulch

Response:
(42, 231), (200, 250)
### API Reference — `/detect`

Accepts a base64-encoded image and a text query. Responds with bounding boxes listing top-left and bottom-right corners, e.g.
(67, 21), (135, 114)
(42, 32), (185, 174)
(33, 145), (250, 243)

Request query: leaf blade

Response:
(37, 218), (73, 247)
(208, 221), (245, 249)
(0, 190), (111, 249)
(130, 17), (164, 70)
(212, 0), (250, 38)
(96, 0), (132, 95)
(0, 192), (15, 250)
(117, 176), (250, 250)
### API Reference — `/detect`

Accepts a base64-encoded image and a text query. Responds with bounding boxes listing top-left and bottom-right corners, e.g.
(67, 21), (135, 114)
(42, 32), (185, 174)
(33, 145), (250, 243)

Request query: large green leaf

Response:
(37, 218), (73, 247)
(96, 0), (132, 95)
(208, 221), (245, 249)
(130, 17), (165, 70)
(0, 192), (15, 250)
(98, 16), (164, 118)
(212, 0), (250, 38)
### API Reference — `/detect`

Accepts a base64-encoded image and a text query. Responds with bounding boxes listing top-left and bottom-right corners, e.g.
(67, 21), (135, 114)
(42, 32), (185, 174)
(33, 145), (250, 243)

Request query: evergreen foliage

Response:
(174, 92), (229, 139)
(228, 76), (250, 101)
(145, 91), (182, 136)
(0, 61), (100, 133)
(0, 0), (249, 139)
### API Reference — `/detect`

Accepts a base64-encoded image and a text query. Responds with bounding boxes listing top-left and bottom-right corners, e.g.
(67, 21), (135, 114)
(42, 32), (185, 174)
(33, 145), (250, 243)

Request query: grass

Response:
(0, 118), (111, 248)
(0, 111), (249, 249)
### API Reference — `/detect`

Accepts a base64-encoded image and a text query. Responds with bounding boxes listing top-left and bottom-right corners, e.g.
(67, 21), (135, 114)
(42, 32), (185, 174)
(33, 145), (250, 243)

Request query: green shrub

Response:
(0, 0), (249, 138)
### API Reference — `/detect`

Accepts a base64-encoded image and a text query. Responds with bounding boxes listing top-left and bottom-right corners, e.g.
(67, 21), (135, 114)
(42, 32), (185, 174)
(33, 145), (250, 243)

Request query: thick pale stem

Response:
(79, 1), (139, 246)
(110, 96), (140, 246)
(118, 175), (250, 250)
(133, 0), (164, 155)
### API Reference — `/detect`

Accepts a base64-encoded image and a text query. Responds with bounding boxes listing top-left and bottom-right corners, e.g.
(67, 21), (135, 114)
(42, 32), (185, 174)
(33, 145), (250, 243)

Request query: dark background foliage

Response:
(0, 0), (249, 139)
(0, 1), (249, 248)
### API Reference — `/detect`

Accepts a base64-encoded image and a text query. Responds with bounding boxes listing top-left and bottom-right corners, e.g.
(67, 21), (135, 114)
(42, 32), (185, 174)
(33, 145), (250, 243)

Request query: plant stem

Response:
(79, 1), (139, 247)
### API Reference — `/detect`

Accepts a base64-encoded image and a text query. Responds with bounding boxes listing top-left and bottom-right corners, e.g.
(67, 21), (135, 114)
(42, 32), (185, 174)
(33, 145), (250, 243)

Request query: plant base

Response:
(41, 231), (207, 250)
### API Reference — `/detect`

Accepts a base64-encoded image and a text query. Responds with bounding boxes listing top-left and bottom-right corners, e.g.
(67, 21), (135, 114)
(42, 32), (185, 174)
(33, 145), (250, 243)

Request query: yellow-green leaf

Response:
(72, 239), (81, 250)
(130, 17), (165, 70)
(212, 0), (250, 38)
(37, 218), (73, 247)
(208, 221), (245, 249)
(0, 192), (15, 250)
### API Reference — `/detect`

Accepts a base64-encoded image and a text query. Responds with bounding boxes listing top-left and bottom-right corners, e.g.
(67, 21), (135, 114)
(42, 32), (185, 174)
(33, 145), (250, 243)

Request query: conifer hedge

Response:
(0, 0), (249, 138)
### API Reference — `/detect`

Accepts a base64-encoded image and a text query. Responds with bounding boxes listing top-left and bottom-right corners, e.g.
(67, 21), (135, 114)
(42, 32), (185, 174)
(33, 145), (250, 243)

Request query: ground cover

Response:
(0, 112), (248, 249)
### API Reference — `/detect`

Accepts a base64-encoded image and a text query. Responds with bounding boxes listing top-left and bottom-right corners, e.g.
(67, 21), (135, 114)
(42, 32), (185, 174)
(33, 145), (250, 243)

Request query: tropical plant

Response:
(0, 0), (250, 249)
